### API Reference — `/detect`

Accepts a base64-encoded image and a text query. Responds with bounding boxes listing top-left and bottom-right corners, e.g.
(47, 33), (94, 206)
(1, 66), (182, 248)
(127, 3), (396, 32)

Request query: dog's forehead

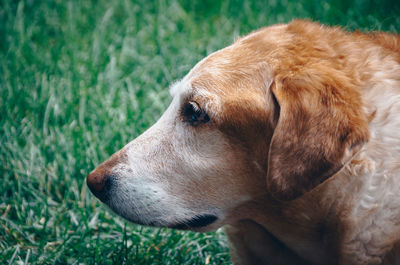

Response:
(169, 27), (282, 109)
(168, 49), (233, 101)
(187, 47), (236, 81)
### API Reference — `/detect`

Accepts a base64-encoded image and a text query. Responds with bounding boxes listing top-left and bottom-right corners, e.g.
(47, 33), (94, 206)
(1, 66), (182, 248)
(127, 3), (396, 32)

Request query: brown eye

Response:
(182, 101), (210, 125)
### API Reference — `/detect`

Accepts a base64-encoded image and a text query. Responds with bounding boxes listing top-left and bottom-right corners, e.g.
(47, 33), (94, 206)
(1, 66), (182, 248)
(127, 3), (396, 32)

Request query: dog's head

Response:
(87, 21), (369, 231)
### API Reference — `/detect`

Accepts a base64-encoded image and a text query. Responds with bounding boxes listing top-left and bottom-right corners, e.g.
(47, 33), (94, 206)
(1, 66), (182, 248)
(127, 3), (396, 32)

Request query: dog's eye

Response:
(182, 101), (210, 125)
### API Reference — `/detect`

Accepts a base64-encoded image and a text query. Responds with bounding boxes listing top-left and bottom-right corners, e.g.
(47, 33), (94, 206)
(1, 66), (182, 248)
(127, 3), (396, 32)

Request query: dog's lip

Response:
(168, 214), (218, 230)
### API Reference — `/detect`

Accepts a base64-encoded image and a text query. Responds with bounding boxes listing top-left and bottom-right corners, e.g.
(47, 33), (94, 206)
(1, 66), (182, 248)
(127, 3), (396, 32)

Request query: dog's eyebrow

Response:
(169, 80), (183, 97)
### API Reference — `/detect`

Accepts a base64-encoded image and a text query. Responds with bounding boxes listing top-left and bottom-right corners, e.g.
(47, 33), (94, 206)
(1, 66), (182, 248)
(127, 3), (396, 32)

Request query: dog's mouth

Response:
(169, 214), (218, 230)
(117, 212), (219, 230)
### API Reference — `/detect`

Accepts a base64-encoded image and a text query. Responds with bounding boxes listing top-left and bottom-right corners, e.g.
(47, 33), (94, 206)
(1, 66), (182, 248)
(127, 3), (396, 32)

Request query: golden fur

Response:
(87, 20), (400, 264)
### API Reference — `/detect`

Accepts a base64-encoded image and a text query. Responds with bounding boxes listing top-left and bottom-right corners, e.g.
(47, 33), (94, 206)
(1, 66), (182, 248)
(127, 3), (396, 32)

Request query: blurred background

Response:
(1, 0), (399, 264)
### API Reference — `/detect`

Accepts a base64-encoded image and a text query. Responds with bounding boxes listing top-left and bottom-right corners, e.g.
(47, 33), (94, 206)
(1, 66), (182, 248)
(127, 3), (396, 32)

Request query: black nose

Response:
(87, 170), (113, 202)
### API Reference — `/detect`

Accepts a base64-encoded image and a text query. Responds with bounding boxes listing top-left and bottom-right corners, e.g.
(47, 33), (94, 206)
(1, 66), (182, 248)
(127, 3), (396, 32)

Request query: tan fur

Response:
(87, 20), (400, 265)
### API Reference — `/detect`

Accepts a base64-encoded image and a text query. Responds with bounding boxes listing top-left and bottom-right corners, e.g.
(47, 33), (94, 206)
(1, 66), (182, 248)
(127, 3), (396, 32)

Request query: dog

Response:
(87, 20), (400, 264)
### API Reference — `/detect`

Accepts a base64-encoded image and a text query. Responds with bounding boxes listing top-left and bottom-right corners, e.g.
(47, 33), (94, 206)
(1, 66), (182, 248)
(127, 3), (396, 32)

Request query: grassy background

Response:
(1, 0), (399, 264)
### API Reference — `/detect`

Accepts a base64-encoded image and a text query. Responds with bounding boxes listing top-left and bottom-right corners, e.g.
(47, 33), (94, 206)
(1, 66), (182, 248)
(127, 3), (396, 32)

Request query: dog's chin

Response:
(106, 200), (220, 231)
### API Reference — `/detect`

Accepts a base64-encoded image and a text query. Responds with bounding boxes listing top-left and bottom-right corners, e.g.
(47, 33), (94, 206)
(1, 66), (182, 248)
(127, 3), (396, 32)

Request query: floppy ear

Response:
(267, 73), (369, 201)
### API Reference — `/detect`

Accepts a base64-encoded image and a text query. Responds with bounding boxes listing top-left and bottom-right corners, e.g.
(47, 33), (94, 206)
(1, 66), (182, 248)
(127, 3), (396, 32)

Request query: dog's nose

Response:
(87, 170), (113, 202)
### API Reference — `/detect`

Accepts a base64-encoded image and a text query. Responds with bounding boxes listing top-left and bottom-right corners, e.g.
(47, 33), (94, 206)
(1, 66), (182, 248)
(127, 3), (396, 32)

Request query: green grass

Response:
(1, 0), (399, 264)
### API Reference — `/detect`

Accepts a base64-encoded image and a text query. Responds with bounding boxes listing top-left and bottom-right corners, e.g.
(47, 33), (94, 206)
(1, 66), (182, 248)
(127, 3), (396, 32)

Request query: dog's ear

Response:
(267, 72), (369, 201)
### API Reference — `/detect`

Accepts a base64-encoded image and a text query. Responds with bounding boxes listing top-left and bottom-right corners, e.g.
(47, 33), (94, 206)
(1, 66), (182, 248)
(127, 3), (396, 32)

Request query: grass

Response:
(0, 0), (399, 264)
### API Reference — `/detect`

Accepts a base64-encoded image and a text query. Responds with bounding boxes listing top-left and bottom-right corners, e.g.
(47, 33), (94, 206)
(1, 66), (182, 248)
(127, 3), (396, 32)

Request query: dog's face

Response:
(86, 43), (276, 231)
(87, 21), (369, 231)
